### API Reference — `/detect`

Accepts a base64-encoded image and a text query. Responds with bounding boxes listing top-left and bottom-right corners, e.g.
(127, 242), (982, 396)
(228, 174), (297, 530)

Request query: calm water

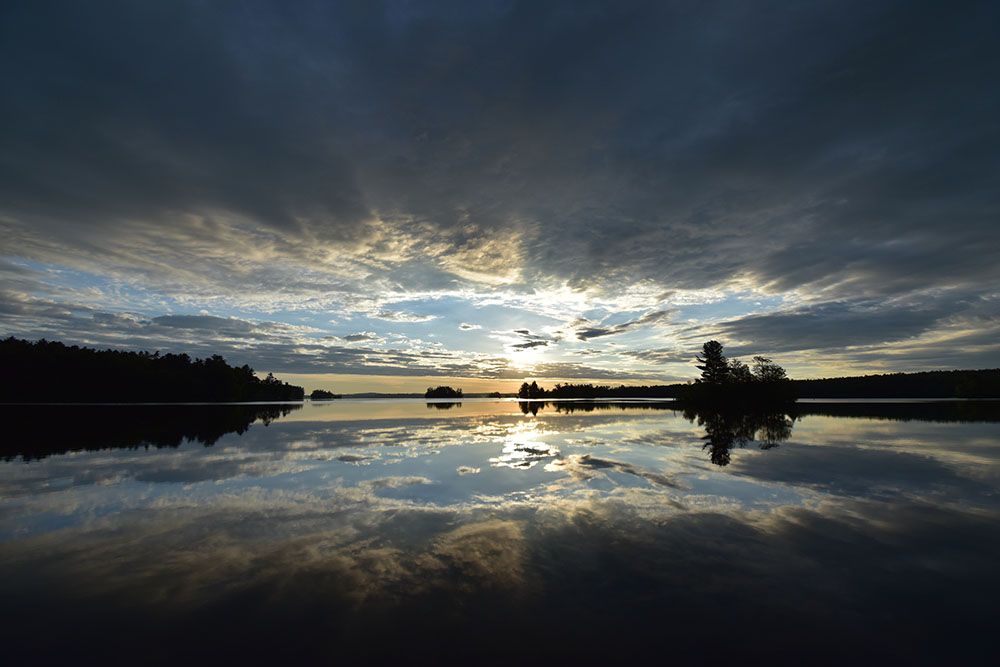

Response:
(2, 399), (999, 665)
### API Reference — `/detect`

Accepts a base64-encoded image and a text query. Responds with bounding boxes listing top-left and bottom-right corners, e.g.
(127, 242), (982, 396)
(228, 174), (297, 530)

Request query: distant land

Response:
(2, 336), (999, 402)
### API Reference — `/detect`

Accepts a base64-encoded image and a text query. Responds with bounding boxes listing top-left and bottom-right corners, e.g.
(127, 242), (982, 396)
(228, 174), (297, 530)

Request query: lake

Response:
(2, 399), (999, 665)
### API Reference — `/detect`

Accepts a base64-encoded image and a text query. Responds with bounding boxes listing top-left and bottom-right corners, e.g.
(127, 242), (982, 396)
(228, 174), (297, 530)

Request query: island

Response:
(425, 386), (463, 399)
(517, 341), (794, 407)
(309, 389), (341, 400)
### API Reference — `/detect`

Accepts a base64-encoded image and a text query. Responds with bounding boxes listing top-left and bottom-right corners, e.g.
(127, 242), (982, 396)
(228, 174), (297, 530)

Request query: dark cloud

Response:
(712, 295), (995, 354)
(152, 315), (255, 334)
(341, 332), (379, 342)
(2, 1), (997, 295)
(495, 327), (567, 354)
(510, 340), (548, 350)
(574, 310), (673, 340)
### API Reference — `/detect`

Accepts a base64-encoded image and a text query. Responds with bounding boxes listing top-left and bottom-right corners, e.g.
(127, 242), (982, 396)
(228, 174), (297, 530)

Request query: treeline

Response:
(0, 337), (305, 402)
(793, 369), (1000, 398)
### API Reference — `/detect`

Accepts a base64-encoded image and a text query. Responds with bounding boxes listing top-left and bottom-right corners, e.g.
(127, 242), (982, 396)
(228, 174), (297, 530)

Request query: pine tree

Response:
(696, 340), (730, 385)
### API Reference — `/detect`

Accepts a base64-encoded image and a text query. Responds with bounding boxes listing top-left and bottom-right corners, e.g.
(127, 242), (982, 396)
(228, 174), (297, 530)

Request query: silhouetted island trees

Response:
(679, 341), (796, 406)
(425, 386), (463, 399)
(517, 381), (546, 399)
(309, 389), (341, 400)
(517, 341), (795, 406)
(0, 337), (305, 402)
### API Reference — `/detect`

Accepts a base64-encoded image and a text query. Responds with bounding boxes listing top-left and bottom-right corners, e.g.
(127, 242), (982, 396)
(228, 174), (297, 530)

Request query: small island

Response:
(309, 389), (341, 400)
(518, 341), (795, 407)
(425, 386), (463, 399)
(676, 340), (796, 407)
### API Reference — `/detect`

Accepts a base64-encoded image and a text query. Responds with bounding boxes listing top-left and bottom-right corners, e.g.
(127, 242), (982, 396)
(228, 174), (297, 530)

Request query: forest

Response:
(0, 337), (305, 402)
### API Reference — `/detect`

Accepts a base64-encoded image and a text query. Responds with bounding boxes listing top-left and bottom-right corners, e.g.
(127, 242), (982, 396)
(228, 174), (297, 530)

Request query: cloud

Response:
(0, 1), (998, 374)
(374, 310), (438, 323)
(493, 327), (564, 353)
(458, 323), (481, 330)
(711, 293), (991, 354)
(574, 310), (674, 340)
(151, 315), (255, 334)
(341, 332), (380, 342)
(4, 1), (997, 297)
(511, 340), (548, 350)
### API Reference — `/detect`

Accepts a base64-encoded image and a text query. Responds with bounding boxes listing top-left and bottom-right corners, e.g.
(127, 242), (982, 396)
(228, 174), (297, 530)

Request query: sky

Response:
(1, 0), (999, 392)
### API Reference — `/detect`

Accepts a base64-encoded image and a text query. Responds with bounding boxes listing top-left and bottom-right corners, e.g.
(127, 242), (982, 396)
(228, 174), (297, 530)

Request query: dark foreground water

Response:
(2, 399), (999, 665)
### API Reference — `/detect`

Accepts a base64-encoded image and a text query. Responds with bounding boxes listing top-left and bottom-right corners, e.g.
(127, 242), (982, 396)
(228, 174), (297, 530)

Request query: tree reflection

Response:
(520, 400), (677, 415)
(1, 403), (302, 461)
(685, 408), (794, 466)
(513, 399), (1000, 466)
(519, 401), (545, 415)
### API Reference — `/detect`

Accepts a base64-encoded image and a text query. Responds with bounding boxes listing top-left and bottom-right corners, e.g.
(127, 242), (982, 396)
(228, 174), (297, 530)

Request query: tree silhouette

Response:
(729, 359), (754, 384)
(752, 356), (787, 383)
(696, 340), (730, 385)
(517, 381), (544, 399)
(687, 407), (794, 466)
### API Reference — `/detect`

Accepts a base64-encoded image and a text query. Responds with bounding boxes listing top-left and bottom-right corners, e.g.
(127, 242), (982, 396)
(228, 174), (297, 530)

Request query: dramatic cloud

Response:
(1, 1), (998, 380)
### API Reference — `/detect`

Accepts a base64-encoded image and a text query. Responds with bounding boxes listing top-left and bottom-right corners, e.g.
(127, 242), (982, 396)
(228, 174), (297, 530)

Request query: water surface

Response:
(2, 399), (999, 664)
